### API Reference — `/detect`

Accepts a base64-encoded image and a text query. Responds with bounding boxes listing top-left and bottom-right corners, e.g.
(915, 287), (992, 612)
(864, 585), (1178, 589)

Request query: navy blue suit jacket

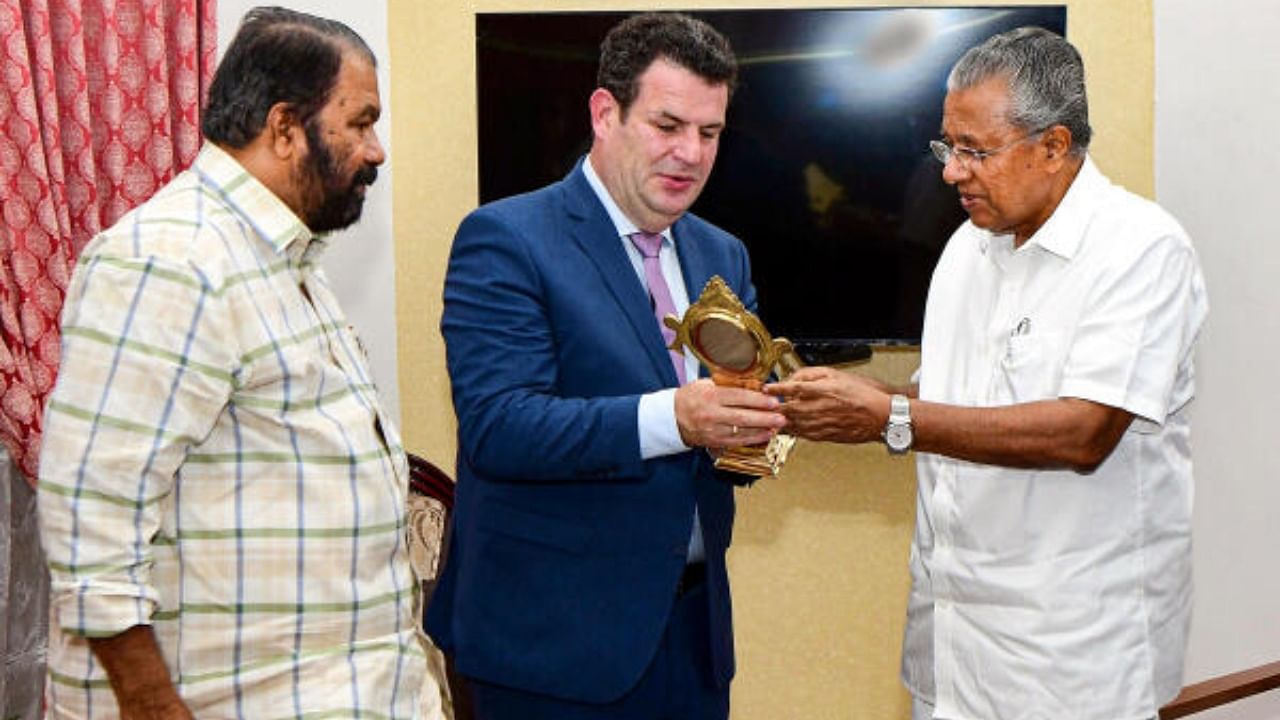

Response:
(426, 162), (757, 703)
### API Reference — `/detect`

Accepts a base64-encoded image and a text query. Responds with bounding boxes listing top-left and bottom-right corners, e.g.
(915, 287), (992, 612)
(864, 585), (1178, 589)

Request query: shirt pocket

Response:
(994, 331), (1065, 404)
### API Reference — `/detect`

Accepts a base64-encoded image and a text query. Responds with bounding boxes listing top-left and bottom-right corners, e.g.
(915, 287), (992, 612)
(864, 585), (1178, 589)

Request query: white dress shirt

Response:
(583, 157), (704, 561)
(902, 158), (1208, 720)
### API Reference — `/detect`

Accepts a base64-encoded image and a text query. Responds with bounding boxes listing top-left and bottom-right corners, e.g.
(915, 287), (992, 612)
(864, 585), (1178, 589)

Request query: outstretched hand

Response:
(765, 366), (891, 445)
(675, 378), (787, 449)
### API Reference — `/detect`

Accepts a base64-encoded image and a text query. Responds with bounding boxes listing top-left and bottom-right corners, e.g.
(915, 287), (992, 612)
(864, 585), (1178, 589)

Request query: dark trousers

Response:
(467, 580), (729, 720)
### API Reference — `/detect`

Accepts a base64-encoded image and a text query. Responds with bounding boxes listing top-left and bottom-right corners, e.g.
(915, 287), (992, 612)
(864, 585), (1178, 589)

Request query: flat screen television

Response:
(476, 7), (1067, 361)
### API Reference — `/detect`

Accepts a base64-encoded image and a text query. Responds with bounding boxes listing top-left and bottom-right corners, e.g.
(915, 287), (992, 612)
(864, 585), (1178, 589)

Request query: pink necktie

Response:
(629, 232), (686, 385)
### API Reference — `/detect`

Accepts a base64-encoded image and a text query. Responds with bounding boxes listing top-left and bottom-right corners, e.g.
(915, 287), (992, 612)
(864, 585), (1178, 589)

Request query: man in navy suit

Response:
(426, 12), (786, 720)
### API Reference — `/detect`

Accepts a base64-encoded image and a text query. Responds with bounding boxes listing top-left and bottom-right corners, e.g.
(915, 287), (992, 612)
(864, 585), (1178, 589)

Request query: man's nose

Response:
(672, 128), (704, 165)
(366, 130), (387, 167)
(940, 154), (967, 185)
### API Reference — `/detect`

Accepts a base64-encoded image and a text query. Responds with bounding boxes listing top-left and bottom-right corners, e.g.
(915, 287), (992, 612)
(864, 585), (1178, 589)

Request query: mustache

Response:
(353, 164), (378, 187)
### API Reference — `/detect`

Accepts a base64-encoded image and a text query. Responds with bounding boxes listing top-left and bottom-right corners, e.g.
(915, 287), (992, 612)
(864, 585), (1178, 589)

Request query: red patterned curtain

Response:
(0, 0), (216, 484)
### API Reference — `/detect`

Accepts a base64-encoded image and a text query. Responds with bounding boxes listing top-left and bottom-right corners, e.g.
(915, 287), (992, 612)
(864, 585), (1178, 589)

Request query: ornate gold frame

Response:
(664, 276), (803, 478)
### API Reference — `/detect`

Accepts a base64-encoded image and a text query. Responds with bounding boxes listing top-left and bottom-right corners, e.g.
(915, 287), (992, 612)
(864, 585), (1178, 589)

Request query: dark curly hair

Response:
(597, 13), (737, 118)
(202, 6), (375, 148)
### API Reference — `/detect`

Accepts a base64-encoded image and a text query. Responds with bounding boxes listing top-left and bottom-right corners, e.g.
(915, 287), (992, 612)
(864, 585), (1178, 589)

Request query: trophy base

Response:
(713, 433), (798, 478)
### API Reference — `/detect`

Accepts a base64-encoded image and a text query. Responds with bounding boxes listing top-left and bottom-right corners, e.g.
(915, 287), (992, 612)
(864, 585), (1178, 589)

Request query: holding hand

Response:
(765, 367), (891, 445)
(675, 378), (786, 449)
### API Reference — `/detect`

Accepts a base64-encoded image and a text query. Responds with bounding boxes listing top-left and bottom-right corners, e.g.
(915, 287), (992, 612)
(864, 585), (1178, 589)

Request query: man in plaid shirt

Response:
(38, 8), (431, 718)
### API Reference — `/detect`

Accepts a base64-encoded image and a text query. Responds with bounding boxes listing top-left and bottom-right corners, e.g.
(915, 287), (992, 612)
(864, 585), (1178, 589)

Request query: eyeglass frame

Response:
(929, 126), (1052, 168)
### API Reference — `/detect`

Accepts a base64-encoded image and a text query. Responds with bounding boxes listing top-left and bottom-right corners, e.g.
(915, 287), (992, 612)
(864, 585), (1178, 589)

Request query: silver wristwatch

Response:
(883, 394), (913, 455)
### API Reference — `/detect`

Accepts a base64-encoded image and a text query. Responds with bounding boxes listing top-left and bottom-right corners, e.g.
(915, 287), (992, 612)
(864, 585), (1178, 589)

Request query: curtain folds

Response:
(0, 0), (216, 484)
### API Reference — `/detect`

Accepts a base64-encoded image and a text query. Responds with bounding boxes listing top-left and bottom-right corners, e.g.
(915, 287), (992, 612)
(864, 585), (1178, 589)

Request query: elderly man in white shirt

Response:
(768, 27), (1207, 720)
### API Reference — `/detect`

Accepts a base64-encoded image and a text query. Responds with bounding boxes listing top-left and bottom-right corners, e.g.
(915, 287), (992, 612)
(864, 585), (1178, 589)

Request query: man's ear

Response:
(1041, 125), (1073, 171)
(264, 102), (304, 160)
(588, 88), (620, 139)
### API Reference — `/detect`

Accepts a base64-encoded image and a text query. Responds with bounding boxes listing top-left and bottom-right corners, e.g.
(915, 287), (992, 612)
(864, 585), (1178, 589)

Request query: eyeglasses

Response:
(929, 129), (1046, 168)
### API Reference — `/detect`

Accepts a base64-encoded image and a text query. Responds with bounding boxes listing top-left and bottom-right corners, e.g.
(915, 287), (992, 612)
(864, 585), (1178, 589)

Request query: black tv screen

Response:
(476, 7), (1067, 355)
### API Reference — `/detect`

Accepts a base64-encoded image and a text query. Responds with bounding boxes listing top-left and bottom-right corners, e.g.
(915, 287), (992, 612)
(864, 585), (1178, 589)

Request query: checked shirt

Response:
(38, 143), (427, 719)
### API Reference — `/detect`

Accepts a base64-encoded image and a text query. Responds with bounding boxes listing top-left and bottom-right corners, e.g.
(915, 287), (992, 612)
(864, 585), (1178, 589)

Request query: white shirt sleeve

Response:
(1059, 234), (1206, 424)
(637, 388), (691, 459)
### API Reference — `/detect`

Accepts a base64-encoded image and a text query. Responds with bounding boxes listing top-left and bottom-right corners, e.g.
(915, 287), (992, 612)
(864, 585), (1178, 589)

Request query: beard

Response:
(295, 119), (378, 233)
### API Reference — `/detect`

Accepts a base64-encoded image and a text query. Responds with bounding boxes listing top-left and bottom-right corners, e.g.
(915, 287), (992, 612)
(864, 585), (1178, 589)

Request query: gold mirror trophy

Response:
(664, 276), (804, 478)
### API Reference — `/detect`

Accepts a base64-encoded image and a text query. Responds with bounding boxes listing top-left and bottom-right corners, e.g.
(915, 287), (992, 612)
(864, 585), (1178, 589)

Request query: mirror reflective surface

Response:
(694, 316), (758, 373)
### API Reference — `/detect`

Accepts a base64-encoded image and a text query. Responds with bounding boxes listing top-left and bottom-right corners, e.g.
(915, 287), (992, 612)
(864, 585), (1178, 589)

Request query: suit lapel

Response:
(673, 218), (714, 380)
(673, 218), (713, 308)
(562, 165), (679, 385)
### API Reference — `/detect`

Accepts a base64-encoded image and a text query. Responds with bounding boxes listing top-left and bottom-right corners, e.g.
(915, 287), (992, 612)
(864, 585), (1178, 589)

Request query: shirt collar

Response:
(1025, 156), (1109, 259)
(195, 142), (316, 262)
(980, 155), (1110, 262)
(582, 155), (674, 246)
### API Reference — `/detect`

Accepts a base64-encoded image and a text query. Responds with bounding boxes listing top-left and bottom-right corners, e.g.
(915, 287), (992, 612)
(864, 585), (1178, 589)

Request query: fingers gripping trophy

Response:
(665, 276), (803, 478)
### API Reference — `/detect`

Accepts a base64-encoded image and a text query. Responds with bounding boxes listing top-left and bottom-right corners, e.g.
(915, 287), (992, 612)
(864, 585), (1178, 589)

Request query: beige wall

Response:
(388, 2), (1152, 717)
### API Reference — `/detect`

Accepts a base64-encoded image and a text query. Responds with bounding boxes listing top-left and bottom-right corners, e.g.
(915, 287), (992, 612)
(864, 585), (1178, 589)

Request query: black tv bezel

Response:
(474, 6), (1069, 355)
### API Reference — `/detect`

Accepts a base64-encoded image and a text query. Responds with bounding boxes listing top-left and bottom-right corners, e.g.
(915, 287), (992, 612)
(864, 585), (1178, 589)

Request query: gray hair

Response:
(947, 26), (1091, 156)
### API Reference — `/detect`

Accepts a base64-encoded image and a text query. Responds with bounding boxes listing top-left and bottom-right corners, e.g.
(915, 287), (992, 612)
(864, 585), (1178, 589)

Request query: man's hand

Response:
(674, 378), (786, 448)
(765, 366), (891, 444)
(89, 625), (194, 719)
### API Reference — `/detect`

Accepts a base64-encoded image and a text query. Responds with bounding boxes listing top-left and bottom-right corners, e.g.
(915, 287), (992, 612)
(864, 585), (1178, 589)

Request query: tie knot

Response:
(629, 231), (663, 259)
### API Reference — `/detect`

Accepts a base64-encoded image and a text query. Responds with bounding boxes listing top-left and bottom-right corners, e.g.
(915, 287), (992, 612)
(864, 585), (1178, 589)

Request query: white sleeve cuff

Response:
(637, 388), (690, 459)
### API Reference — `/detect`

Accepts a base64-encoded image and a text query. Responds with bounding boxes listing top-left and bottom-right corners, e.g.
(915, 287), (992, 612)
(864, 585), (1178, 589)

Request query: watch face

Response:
(886, 423), (913, 452)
